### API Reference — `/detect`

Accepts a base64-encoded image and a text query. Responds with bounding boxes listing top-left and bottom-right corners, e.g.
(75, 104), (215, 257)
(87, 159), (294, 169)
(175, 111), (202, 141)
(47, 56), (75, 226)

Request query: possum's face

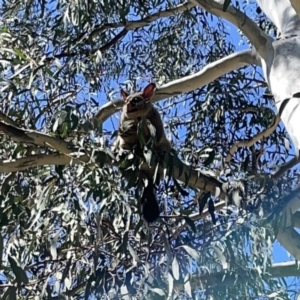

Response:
(124, 93), (152, 118)
(120, 83), (156, 118)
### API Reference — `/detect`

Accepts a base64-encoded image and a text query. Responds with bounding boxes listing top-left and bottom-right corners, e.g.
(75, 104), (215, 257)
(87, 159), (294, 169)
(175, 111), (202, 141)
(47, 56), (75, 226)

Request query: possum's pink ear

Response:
(121, 89), (130, 100)
(142, 83), (156, 99)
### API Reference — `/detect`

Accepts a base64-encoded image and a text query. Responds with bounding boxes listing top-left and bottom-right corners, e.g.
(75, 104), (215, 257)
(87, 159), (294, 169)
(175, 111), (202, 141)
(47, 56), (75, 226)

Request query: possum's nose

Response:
(126, 102), (138, 113)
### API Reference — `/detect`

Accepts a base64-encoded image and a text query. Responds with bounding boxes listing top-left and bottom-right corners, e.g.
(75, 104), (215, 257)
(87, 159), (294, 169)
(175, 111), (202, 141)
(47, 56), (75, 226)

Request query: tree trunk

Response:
(256, 0), (300, 151)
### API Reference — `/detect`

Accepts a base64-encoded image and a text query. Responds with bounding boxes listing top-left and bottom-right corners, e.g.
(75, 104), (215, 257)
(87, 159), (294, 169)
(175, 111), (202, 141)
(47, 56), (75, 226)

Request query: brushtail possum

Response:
(113, 83), (171, 223)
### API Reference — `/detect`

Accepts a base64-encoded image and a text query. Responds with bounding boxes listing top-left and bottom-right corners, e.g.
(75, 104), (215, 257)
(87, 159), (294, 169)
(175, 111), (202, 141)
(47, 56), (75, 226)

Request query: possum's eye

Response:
(132, 97), (142, 104)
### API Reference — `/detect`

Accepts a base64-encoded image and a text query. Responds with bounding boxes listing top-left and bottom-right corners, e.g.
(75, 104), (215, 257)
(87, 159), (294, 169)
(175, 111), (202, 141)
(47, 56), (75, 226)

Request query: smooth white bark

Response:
(254, 1), (300, 151)
(263, 37), (300, 151)
(257, 0), (300, 36)
(277, 187), (300, 260)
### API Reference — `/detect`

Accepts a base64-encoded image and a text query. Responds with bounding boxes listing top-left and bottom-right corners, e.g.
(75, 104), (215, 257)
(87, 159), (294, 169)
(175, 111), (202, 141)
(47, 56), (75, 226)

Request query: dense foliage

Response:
(0, 0), (298, 299)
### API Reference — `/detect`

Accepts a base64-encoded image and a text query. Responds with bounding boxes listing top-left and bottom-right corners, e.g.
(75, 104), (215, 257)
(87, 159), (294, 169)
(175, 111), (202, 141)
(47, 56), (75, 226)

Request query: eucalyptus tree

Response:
(0, 0), (299, 299)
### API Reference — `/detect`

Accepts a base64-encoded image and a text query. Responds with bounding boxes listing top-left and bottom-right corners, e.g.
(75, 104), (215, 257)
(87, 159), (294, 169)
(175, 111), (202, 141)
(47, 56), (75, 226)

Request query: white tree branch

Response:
(0, 121), (75, 155)
(0, 153), (86, 172)
(0, 120), (227, 201)
(174, 261), (300, 291)
(121, 1), (196, 31)
(277, 185), (300, 260)
(272, 154), (300, 179)
(271, 261), (300, 277)
(94, 49), (260, 124)
(293, 211), (300, 228)
(0, 151), (226, 200)
(89, 0), (196, 36)
(225, 115), (280, 162)
(190, 0), (273, 52)
(171, 200), (226, 240)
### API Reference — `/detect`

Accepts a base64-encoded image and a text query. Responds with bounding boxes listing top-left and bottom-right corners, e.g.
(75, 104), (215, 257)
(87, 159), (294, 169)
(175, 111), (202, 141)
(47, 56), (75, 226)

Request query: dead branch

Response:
(272, 154), (300, 179)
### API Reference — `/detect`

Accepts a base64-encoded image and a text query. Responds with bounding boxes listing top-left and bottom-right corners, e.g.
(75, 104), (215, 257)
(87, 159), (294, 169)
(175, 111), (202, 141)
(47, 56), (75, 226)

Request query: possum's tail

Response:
(140, 180), (160, 223)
